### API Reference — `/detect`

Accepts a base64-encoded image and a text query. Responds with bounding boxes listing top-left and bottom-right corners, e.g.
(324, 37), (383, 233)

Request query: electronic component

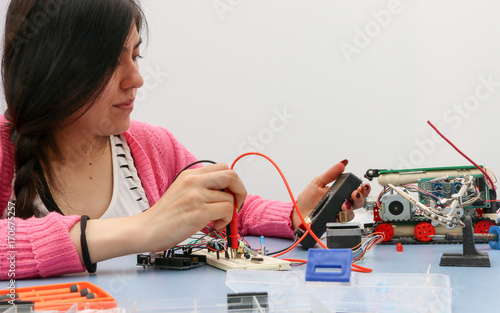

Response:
(326, 222), (362, 249)
(260, 236), (265, 255)
(295, 172), (362, 249)
(366, 166), (483, 186)
(193, 249), (290, 271)
(137, 252), (207, 270)
(388, 181), (467, 229)
(379, 193), (413, 221)
(227, 292), (268, 311)
(419, 176), (489, 208)
(396, 242), (403, 252)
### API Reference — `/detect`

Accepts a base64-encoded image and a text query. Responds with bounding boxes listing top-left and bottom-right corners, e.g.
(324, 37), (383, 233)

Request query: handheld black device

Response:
(294, 172), (362, 249)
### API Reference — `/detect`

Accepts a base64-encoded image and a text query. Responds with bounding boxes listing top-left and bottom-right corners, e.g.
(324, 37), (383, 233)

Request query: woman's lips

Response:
(113, 100), (134, 111)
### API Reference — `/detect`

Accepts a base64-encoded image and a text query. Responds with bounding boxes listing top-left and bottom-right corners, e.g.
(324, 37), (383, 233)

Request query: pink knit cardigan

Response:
(0, 115), (294, 279)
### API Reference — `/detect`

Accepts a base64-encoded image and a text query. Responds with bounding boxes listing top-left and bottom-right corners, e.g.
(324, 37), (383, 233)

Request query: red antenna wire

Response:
(427, 120), (496, 190)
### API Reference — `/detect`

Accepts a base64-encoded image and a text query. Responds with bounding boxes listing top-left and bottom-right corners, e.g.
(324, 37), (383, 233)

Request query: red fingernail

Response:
(340, 159), (348, 166)
(356, 192), (361, 199)
(345, 201), (352, 210)
(364, 184), (370, 190)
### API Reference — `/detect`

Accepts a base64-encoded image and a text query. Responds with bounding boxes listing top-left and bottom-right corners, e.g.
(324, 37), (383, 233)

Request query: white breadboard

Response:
(194, 250), (291, 271)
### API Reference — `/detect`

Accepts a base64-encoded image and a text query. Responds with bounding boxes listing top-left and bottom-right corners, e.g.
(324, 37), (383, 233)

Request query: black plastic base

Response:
(439, 252), (490, 267)
(439, 216), (490, 267)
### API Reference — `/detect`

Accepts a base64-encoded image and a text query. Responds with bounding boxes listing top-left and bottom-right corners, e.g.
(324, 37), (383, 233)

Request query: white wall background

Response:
(1, 0), (500, 202)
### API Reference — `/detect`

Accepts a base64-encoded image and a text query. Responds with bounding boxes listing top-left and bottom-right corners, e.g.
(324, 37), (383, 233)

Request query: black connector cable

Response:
(266, 233), (300, 256)
(172, 160), (217, 182)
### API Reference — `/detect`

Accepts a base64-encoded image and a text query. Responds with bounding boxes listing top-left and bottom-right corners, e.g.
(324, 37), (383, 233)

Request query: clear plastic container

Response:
(226, 270), (452, 313)
(129, 294), (329, 313)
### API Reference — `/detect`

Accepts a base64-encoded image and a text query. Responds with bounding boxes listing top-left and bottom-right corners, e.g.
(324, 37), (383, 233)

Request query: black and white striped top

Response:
(100, 135), (150, 219)
(5, 135), (151, 219)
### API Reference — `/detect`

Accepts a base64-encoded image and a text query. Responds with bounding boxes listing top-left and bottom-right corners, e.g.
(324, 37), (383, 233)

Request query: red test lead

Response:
(229, 191), (239, 251)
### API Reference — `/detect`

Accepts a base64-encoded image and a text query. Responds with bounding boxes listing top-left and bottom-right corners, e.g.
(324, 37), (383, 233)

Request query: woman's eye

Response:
(133, 55), (143, 62)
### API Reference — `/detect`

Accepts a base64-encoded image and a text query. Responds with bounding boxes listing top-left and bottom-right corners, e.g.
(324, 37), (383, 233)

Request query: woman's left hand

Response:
(292, 160), (371, 229)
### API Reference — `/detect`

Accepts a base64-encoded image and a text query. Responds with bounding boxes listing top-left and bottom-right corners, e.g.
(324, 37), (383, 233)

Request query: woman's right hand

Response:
(137, 163), (247, 252)
(70, 163), (246, 264)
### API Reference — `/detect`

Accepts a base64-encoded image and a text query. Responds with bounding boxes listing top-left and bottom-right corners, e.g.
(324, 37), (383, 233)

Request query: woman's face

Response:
(71, 25), (144, 137)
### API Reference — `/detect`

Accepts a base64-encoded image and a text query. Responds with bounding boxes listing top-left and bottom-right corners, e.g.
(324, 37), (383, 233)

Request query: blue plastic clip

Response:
(489, 226), (500, 250)
(305, 249), (352, 282)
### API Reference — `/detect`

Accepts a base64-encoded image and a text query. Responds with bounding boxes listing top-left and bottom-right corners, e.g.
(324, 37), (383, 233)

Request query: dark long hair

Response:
(1, 0), (147, 218)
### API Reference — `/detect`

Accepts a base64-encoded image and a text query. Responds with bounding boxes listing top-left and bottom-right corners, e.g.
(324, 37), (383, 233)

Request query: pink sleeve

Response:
(237, 195), (295, 238)
(0, 213), (85, 279)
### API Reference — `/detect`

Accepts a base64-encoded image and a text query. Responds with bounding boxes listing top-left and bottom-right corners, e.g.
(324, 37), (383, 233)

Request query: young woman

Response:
(0, 0), (370, 279)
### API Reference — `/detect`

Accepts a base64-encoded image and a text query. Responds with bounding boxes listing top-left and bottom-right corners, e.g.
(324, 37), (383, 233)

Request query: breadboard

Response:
(194, 250), (291, 271)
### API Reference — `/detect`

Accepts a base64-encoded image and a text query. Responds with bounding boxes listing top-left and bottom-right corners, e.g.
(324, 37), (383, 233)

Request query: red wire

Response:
(282, 258), (308, 264)
(427, 120), (496, 190)
(206, 245), (225, 252)
(352, 263), (372, 273)
(231, 152), (328, 249)
(230, 152), (375, 273)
